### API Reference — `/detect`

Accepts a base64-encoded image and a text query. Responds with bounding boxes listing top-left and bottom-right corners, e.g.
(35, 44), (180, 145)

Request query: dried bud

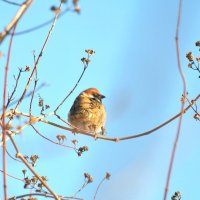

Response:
(71, 139), (78, 145)
(196, 57), (200, 62)
(186, 52), (194, 61)
(194, 113), (200, 120)
(25, 65), (31, 72)
(188, 63), (192, 68)
(50, 6), (60, 14)
(74, 6), (81, 14)
(22, 169), (27, 176)
(38, 97), (44, 107)
(195, 41), (200, 46)
(85, 58), (90, 65)
(56, 135), (62, 141)
(105, 172), (111, 180)
(85, 49), (95, 55)
(41, 176), (48, 181)
(45, 104), (50, 109)
(174, 191), (181, 198)
(180, 96), (186, 103)
(73, 0), (79, 6)
(31, 176), (38, 184)
(84, 173), (93, 183)
(191, 100), (196, 105)
(81, 57), (86, 63)
(30, 155), (39, 167)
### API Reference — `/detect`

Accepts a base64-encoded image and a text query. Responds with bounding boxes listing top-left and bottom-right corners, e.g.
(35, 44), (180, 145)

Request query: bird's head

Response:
(82, 88), (105, 103)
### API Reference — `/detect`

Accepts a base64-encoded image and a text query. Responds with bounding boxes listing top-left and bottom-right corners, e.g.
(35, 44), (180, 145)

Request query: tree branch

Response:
(8, 134), (61, 200)
(164, 1), (186, 199)
(0, 0), (33, 44)
(2, 21), (18, 200)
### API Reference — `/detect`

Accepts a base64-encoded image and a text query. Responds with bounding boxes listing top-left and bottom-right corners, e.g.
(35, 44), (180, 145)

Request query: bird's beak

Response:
(101, 95), (105, 99)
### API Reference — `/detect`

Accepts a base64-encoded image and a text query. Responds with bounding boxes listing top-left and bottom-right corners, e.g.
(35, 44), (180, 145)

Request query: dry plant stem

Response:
(93, 177), (106, 200)
(164, 1), (186, 199)
(0, 94), (199, 147)
(43, 94), (200, 141)
(0, 0), (33, 44)
(8, 193), (83, 200)
(1, 0), (21, 6)
(2, 23), (18, 200)
(29, 79), (38, 116)
(29, 52), (38, 116)
(0, 169), (24, 182)
(14, 1), (63, 113)
(0, 83), (47, 111)
(8, 134), (60, 200)
(14, 7), (71, 35)
(74, 180), (88, 197)
(54, 64), (88, 112)
(31, 125), (76, 150)
(6, 68), (23, 108)
(6, 149), (21, 163)
(2, 94), (197, 144)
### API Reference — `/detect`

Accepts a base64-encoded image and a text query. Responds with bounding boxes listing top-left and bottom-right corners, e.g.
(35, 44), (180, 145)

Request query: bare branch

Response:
(14, 7), (71, 36)
(13, 1), (63, 113)
(6, 68), (23, 108)
(0, 0), (22, 6)
(164, 1), (186, 199)
(2, 22), (18, 200)
(54, 59), (89, 113)
(0, 169), (24, 182)
(0, 0), (33, 44)
(8, 134), (60, 200)
(8, 193), (83, 200)
(31, 124), (77, 151)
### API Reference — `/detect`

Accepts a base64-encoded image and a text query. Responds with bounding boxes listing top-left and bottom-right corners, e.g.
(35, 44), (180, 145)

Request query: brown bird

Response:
(68, 88), (106, 134)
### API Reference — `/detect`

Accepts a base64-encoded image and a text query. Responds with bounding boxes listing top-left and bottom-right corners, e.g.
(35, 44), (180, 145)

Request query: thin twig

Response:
(2, 22), (18, 200)
(1, 94), (199, 148)
(0, 0), (33, 44)
(0, 83), (47, 111)
(6, 68), (23, 108)
(13, 1), (63, 113)
(44, 95), (200, 141)
(74, 180), (88, 197)
(14, 7), (71, 36)
(55, 113), (72, 126)
(6, 149), (22, 163)
(31, 124), (76, 150)
(54, 64), (88, 112)
(8, 193), (83, 200)
(29, 79), (38, 116)
(8, 134), (60, 200)
(3, 94), (198, 143)
(0, 169), (24, 182)
(93, 177), (106, 200)
(29, 51), (38, 116)
(0, 0), (21, 6)
(164, 1), (186, 200)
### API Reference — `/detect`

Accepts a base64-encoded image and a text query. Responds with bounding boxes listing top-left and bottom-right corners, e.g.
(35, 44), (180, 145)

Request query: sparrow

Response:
(68, 88), (106, 134)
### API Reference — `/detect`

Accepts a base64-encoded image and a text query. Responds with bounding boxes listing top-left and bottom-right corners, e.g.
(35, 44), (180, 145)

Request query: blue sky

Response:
(0, 0), (200, 199)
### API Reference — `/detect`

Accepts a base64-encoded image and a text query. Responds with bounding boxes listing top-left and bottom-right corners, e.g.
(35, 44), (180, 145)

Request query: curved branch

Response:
(8, 134), (60, 200)
(14, 7), (71, 36)
(8, 193), (83, 200)
(0, 0), (33, 44)
(164, 1), (186, 199)
(2, 21), (18, 200)
(41, 94), (200, 141)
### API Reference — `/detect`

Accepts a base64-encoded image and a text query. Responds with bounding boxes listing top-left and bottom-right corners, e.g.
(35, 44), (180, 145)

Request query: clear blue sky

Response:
(0, 0), (200, 199)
